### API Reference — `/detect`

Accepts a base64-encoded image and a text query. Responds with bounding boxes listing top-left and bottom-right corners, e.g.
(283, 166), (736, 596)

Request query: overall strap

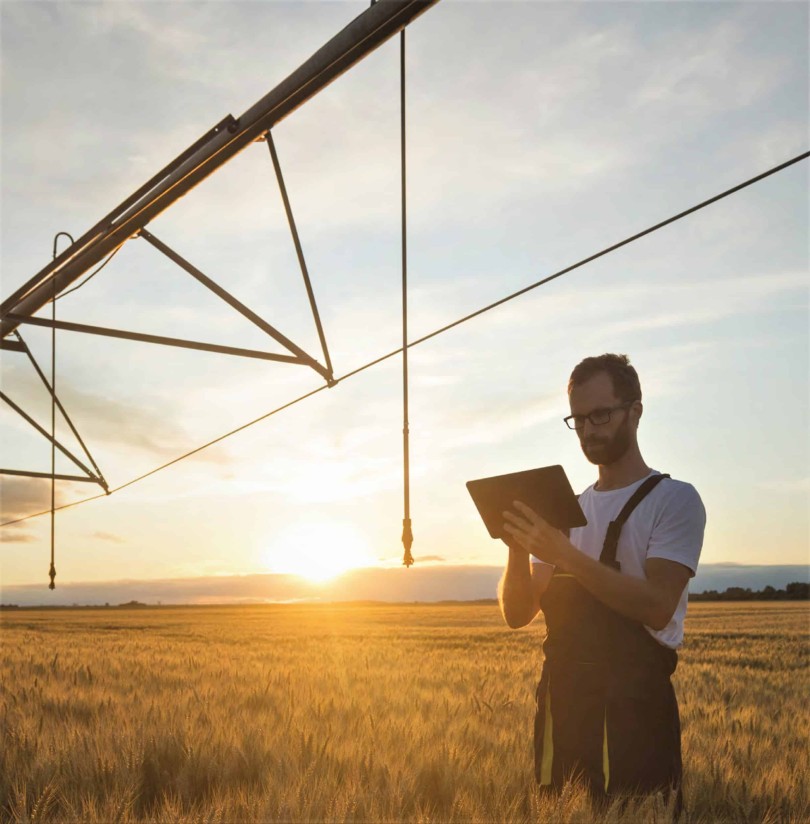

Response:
(599, 473), (670, 570)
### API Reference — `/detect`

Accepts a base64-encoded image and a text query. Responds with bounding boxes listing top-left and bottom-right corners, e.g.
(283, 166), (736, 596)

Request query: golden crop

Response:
(1, 601), (807, 823)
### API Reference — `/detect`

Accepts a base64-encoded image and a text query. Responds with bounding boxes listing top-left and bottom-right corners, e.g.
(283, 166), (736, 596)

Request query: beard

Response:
(580, 419), (633, 466)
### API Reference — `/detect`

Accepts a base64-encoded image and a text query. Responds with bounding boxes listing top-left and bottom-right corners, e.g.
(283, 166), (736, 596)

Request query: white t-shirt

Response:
(533, 470), (706, 649)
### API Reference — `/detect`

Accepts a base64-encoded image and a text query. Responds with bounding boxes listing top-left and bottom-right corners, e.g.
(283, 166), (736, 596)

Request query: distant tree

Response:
(786, 582), (809, 600)
(690, 582), (809, 601)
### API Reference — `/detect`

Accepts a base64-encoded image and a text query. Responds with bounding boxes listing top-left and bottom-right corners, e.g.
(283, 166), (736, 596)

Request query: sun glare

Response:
(261, 521), (376, 583)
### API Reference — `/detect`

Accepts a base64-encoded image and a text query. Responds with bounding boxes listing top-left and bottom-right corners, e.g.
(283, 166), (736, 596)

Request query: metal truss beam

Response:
(265, 132), (334, 379)
(0, 115), (236, 322)
(14, 331), (107, 487)
(0, 0), (439, 338)
(138, 229), (333, 382)
(6, 314), (304, 365)
(0, 392), (102, 484)
(0, 469), (101, 484)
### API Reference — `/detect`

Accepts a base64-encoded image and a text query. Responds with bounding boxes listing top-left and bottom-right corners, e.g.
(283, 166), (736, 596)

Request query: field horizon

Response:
(3, 561), (808, 608)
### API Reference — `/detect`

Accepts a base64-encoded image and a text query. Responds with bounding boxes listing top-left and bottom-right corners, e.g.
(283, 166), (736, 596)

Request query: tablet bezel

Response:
(466, 464), (587, 540)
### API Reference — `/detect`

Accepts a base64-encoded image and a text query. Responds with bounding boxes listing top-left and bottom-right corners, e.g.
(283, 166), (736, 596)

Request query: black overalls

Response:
(534, 474), (683, 809)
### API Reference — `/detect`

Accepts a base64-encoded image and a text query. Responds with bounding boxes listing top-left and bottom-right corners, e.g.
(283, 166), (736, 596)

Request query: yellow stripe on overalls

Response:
(603, 709), (610, 792)
(540, 674), (554, 785)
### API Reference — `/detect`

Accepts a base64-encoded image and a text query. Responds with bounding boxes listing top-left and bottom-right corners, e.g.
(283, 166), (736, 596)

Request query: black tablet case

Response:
(466, 464), (587, 539)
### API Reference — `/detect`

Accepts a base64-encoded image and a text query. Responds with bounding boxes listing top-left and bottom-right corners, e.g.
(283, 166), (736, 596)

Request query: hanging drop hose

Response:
(49, 269), (56, 589)
(48, 232), (74, 588)
(400, 29), (413, 568)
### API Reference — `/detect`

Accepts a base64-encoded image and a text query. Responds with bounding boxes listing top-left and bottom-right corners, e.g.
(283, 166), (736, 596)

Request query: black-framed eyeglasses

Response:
(563, 402), (633, 431)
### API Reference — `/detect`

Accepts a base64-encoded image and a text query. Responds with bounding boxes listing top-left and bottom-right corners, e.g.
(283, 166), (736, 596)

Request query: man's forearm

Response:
(556, 543), (667, 629)
(499, 546), (537, 628)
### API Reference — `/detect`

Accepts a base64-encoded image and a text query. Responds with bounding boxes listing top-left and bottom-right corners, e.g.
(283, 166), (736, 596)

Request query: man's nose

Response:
(580, 418), (597, 439)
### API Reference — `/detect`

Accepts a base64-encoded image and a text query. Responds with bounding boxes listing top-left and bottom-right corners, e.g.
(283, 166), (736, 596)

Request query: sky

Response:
(1, 0), (808, 594)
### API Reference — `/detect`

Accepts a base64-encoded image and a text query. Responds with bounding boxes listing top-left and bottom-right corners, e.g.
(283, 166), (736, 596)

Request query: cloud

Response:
(755, 477), (810, 494)
(1, 362), (234, 467)
(0, 475), (50, 516)
(632, 14), (786, 116)
(0, 475), (86, 539)
(0, 528), (38, 544)
(435, 392), (561, 451)
(91, 531), (126, 544)
(481, 268), (808, 354)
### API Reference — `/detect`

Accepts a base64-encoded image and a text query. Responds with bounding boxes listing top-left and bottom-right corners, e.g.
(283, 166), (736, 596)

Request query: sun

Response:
(261, 521), (376, 583)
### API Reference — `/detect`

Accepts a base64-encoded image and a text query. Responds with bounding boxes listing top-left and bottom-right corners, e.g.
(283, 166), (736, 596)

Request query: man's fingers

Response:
(512, 500), (538, 519)
(512, 501), (553, 532)
(503, 511), (532, 533)
(503, 524), (529, 550)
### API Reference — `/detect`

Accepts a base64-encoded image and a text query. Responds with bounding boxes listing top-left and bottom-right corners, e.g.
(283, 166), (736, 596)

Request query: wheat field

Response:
(1, 601), (807, 823)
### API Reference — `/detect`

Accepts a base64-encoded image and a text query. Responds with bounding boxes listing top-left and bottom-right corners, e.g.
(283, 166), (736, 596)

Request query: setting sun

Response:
(261, 521), (376, 583)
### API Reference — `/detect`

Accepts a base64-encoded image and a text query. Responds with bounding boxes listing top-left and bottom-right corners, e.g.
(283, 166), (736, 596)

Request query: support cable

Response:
(400, 29), (413, 568)
(49, 263), (55, 587)
(2, 149), (808, 530)
(48, 237), (67, 588)
(52, 244), (124, 302)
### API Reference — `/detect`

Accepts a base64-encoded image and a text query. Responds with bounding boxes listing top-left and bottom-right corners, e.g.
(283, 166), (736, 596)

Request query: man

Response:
(499, 353), (705, 812)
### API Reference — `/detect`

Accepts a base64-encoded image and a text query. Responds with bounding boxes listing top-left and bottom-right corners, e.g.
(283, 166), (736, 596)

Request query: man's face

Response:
(568, 372), (639, 466)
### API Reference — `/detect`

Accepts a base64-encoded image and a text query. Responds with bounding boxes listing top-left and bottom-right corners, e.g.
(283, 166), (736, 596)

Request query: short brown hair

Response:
(568, 353), (641, 403)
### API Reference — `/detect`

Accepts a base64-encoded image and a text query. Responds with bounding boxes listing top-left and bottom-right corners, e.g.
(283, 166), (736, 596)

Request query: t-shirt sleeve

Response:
(646, 482), (706, 576)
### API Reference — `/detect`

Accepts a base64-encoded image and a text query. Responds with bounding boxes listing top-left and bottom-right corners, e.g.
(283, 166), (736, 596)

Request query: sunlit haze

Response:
(261, 521), (377, 583)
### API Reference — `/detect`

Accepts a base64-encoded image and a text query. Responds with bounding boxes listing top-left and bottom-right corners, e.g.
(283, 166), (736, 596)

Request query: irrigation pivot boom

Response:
(0, 0), (440, 584)
(0, 0), (438, 337)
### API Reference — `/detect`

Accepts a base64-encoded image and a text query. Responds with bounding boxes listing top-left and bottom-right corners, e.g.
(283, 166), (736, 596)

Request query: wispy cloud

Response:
(755, 477), (810, 494)
(435, 393), (560, 451)
(2, 363), (234, 466)
(0, 475), (85, 540)
(0, 527), (38, 544)
(91, 531), (126, 544)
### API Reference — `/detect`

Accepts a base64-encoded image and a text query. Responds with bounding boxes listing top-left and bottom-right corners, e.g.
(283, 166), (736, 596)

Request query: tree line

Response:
(690, 581), (809, 601)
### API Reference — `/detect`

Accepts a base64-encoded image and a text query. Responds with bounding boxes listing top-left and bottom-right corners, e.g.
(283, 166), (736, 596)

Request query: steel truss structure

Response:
(0, 7), (434, 461)
(1, 0), (437, 583)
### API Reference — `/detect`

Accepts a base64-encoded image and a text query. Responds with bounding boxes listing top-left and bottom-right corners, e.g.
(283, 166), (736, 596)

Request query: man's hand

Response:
(502, 501), (571, 564)
(503, 500), (691, 630)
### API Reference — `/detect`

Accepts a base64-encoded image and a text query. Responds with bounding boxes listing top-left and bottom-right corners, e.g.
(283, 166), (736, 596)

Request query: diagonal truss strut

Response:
(265, 131), (335, 380)
(14, 330), (108, 488)
(0, 391), (103, 485)
(7, 315), (305, 365)
(138, 228), (334, 383)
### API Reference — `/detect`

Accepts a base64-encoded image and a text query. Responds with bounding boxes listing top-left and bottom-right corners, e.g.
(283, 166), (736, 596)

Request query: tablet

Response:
(466, 464), (587, 540)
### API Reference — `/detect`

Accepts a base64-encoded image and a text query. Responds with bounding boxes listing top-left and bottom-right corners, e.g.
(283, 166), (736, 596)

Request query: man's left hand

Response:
(502, 501), (571, 565)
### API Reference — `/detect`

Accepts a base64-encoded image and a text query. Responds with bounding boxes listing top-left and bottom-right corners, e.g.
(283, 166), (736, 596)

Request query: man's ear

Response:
(633, 400), (643, 426)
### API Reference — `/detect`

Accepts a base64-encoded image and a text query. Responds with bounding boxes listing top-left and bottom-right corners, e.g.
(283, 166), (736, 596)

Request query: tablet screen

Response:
(466, 464), (586, 540)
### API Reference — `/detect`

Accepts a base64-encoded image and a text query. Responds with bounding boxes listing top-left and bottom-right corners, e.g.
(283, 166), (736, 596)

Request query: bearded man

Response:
(499, 353), (705, 813)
